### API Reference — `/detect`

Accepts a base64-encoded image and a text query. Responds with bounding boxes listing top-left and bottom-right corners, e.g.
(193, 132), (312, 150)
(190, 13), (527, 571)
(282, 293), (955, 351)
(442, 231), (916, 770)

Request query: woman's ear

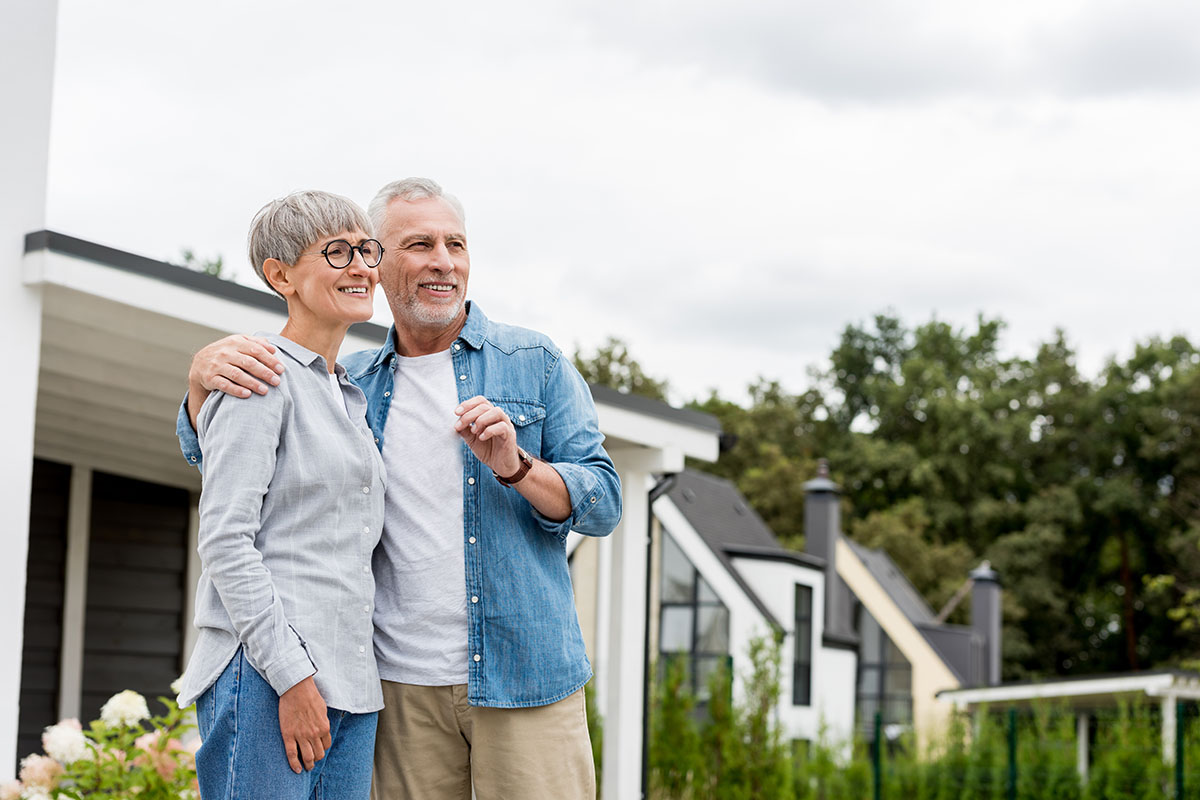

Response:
(263, 258), (293, 297)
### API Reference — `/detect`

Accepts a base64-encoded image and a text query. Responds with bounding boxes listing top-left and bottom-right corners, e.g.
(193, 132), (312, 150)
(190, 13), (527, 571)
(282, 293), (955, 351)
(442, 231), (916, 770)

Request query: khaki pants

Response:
(370, 682), (595, 800)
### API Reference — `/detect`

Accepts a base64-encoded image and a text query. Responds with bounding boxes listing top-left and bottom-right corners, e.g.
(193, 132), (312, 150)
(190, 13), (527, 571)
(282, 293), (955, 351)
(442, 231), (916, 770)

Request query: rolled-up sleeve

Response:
(533, 356), (622, 539)
(195, 389), (315, 695)
(177, 395), (204, 471)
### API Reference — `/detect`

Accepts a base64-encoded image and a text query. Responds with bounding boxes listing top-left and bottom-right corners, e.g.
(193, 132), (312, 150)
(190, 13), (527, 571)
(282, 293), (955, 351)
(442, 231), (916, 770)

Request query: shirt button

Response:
(374, 437), (380, 444)
(363, 605), (370, 613)
(467, 477), (475, 486)
(363, 526), (370, 533)
(384, 391), (390, 397)
(518, 415), (526, 422)
(468, 536), (477, 544)
(459, 374), (467, 381)
(359, 646), (365, 653)
(473, 654), (481, 662)
(190, 456), (197, 462)
(362, 487), (370, 494)
(590, 497), (597, 503)
(471, 596), (479, 603)
(454, 343), (461, 350)
(362, 565), (370, 574)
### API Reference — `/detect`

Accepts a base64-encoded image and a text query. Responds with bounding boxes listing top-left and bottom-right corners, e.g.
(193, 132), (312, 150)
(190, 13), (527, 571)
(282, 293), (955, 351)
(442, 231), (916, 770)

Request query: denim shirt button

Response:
(471, 596), (479, 603)
(468, 536), (477, 544)
(473, 654), (481, 662)
(190, 456), (197, 462)
(384, 391), (390, 397)
(590, 497), (596, 503)
(454, 343), (461, 351)
(467, 477), (475, 485)
(459, 374), (467, 381)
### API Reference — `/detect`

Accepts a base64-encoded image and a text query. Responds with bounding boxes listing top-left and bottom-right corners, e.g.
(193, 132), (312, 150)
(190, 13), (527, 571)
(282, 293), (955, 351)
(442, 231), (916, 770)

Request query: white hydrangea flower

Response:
(99, 690), (150, 727)
(19, 789), (52, 800)
(41, 720), (90, 764)
(170, 676), (183, 696)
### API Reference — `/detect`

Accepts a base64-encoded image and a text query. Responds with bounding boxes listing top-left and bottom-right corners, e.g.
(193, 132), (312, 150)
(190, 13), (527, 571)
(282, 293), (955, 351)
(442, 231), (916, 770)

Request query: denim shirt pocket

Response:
(493, 399), (546, 453)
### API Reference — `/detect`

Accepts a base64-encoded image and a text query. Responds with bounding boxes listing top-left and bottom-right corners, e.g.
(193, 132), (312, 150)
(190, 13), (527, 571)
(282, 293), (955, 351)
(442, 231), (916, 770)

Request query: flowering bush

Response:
(5, 684), (198, 799)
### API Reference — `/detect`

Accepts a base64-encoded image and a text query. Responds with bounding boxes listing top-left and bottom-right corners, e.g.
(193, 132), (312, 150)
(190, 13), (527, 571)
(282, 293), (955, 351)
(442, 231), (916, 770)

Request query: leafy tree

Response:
(573, 337), (669, 401)
(177, 247), (225, 278)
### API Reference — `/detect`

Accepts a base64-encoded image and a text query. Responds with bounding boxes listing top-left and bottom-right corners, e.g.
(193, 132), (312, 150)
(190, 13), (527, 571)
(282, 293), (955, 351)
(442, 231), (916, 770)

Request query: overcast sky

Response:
(44, 0), (1200, 403)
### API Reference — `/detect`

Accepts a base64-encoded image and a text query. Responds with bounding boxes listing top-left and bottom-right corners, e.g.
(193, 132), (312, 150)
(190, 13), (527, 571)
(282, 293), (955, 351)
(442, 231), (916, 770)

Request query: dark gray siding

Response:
(17, 459), (70, 765)
(81, 472), (189, 721)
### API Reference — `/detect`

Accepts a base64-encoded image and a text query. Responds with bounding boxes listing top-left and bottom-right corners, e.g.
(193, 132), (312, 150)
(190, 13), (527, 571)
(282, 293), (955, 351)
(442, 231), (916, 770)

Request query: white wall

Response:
(730, 557), (856, 747)
(0, 0), (59, 779)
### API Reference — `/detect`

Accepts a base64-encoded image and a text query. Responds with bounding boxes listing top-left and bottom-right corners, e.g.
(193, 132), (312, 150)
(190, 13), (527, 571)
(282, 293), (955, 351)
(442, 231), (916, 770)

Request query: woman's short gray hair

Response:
(247, 190), (373, 298)
(368, 177), (466, 236)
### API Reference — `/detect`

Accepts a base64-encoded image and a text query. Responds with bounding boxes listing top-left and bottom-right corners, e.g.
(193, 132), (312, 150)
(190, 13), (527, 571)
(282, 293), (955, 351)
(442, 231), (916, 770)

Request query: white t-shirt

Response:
(371, 348), (468, 684)
(327, 371), (351, 418)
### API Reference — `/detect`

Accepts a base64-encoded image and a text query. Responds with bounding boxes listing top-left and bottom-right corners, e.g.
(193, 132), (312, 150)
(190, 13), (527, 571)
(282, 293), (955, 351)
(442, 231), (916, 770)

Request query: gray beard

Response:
(396, 295), (464, 329)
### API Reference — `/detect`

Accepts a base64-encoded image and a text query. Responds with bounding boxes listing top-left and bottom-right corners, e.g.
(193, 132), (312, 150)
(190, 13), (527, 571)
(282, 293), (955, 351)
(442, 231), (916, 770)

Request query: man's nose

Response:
(429, 241), (454, 269)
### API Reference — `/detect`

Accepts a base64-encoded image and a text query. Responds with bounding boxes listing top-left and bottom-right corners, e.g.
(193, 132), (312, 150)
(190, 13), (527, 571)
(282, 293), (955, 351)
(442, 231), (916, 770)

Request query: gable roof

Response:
(661, 470), (824, 631)
(842, 537), (978, 684)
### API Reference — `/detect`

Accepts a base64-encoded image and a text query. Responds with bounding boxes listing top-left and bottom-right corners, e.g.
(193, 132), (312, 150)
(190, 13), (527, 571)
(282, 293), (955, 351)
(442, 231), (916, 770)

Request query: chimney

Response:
(970, 561), (1002, 686)
(803, 459), (849, 639)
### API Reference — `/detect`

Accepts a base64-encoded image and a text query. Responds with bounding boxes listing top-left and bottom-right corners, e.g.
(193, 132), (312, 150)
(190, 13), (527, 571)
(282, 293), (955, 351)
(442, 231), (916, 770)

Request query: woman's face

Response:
(285, 228), (379, 326)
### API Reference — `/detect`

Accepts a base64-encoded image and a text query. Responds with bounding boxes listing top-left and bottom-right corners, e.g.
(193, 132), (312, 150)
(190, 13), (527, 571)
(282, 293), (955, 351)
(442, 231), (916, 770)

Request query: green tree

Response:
(177, 247), (225, 278)
(573, 337), (669, 401)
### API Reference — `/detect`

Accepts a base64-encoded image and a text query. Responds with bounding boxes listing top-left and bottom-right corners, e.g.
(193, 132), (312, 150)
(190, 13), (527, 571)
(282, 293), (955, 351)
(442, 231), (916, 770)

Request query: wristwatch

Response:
(493, 448), (534, 487)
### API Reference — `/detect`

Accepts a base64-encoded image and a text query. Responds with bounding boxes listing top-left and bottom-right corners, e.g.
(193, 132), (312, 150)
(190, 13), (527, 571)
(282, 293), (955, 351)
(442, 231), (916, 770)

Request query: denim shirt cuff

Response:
(531, 462), (603, 540)
(176, 394), (203, 470)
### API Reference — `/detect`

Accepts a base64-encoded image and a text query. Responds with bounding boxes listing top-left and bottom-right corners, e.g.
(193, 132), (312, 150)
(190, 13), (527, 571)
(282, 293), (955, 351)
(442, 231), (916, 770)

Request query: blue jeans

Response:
(196, 649), (378, 800)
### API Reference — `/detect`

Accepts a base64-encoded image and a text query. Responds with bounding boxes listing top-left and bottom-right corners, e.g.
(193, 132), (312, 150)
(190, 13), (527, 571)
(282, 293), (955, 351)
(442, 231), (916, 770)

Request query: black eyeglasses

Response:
(320, 239), (384, 269)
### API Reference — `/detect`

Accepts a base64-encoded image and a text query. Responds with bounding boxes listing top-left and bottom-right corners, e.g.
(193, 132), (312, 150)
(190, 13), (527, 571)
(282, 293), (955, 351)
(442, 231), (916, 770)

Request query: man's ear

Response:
(263, 258), (293, 297)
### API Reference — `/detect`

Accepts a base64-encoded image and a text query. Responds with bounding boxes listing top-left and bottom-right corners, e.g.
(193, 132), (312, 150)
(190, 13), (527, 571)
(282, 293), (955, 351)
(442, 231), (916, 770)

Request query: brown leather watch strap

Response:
(493, 448), (534, 487)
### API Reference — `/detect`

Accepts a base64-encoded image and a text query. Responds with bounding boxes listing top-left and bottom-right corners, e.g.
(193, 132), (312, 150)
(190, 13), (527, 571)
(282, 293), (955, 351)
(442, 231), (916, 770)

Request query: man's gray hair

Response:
(247, 190), (373, 298)
(368, 177), (466, 235)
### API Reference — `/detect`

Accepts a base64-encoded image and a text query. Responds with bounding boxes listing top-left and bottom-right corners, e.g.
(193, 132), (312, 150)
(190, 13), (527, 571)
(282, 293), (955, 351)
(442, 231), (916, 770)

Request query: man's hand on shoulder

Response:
(186, 335), (285, 428)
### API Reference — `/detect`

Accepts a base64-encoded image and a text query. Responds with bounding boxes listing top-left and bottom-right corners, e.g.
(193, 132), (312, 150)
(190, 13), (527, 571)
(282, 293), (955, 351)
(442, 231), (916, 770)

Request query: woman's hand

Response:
(278, 676), (331, 773)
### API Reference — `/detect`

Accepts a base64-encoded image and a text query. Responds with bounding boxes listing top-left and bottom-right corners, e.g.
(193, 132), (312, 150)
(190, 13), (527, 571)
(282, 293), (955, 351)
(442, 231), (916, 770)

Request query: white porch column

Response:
(0, 0), (59, 778)
(1162, 695), (1177, 766)
(600, 447), (682, 800)
(57, 468), (92, 722)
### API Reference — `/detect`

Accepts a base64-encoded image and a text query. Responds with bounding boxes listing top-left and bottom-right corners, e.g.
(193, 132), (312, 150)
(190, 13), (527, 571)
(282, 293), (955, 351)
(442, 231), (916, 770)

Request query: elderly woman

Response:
(176, 191), (386, 800)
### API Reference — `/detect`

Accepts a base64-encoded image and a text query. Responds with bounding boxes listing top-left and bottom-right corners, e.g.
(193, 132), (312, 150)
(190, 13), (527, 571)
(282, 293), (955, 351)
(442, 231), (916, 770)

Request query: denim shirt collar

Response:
(367, 301), (490, 371)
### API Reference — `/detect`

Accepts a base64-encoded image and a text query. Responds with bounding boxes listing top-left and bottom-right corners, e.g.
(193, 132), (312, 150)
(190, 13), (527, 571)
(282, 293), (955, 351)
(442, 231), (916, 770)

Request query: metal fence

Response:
(858, 703), (1199, 800)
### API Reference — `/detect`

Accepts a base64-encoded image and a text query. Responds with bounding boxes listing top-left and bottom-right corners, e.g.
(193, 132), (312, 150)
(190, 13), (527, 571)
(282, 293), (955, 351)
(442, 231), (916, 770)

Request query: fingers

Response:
(285, 741), (303, 774)
(193, 335), (285, 398)
(299, 739), (316, 772)
(454, 404), (514, 441)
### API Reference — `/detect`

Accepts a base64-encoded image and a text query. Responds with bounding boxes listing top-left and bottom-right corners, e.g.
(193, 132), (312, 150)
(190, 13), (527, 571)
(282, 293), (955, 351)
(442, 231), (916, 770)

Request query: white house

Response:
(572, 462), (1006, 773)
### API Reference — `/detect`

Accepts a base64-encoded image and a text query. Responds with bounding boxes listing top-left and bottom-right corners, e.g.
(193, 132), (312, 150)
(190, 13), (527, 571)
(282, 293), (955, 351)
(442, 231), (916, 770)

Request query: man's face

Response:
(377, 195), (470, 335)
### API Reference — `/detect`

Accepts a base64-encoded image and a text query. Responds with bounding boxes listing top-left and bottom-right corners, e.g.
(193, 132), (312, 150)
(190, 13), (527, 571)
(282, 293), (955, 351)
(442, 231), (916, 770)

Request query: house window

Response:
(793, 584), (813, 706)
(659, 529), (730, 701)
(855, 604), (912, 739)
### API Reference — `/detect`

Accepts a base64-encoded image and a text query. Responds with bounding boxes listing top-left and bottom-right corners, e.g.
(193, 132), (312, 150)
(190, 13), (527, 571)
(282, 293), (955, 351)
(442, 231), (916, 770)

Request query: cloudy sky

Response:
(44, 0), (1200, 403)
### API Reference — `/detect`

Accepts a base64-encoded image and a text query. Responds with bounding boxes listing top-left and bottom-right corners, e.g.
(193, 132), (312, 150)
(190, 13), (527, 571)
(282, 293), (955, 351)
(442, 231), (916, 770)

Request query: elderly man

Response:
(178, 178), (620, 799)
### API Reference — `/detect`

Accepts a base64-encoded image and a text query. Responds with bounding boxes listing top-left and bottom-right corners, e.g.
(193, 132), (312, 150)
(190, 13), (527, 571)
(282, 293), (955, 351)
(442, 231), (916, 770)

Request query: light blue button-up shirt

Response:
(177, 334), (386, 714)
(178, 304), (621, 708)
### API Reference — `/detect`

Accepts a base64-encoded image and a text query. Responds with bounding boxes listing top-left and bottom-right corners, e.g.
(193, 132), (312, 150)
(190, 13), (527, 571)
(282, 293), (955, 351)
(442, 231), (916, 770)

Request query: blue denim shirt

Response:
(178, 303), (621, 708)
